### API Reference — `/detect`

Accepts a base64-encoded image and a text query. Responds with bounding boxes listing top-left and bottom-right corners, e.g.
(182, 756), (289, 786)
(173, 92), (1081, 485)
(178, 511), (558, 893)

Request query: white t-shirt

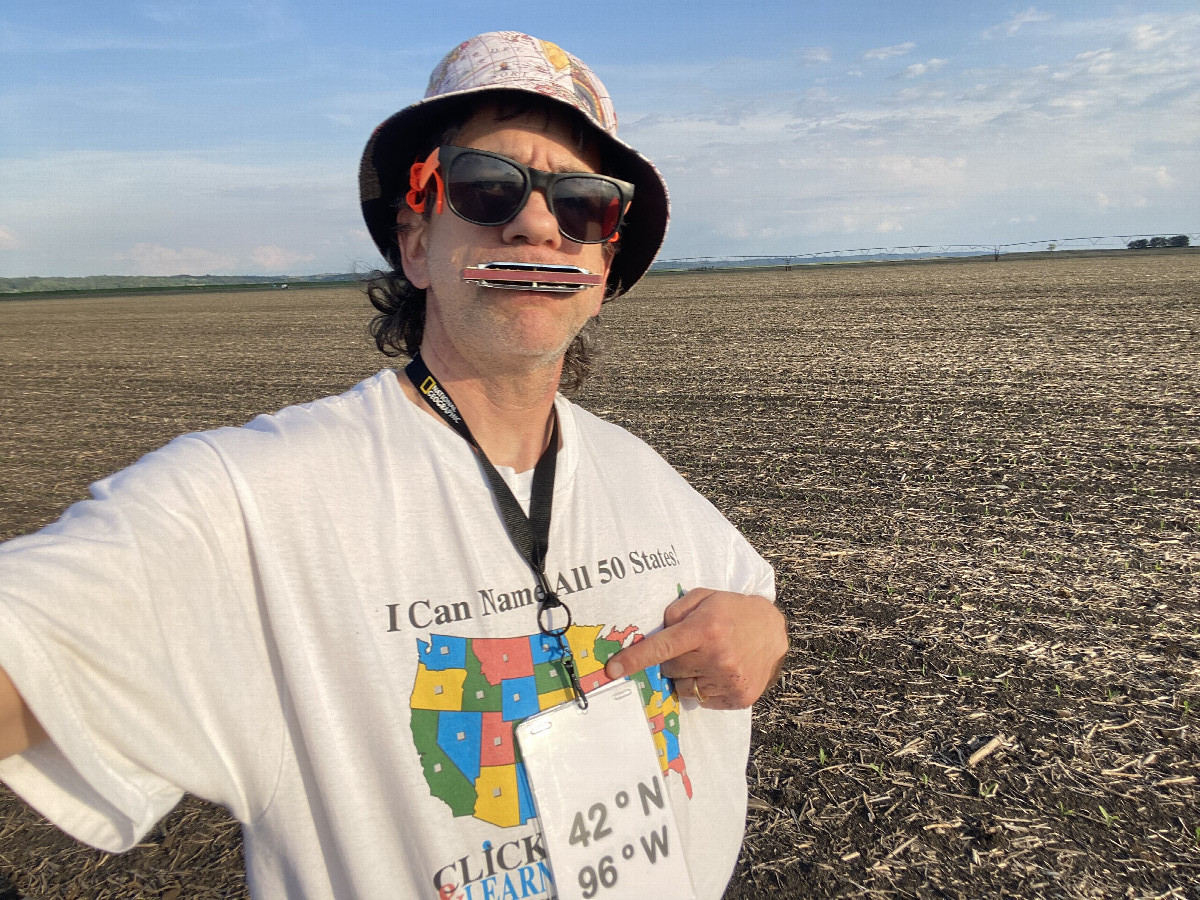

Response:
(0, 370), (774, 900)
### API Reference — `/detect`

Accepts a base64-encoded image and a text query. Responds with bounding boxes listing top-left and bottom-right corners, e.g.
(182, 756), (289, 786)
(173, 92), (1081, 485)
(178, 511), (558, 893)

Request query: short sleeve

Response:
(0, 435), (282, 851)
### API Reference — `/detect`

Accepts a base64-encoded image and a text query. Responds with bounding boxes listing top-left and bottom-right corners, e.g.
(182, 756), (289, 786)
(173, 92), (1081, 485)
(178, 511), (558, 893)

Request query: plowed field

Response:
(1, 252), (1197, 899)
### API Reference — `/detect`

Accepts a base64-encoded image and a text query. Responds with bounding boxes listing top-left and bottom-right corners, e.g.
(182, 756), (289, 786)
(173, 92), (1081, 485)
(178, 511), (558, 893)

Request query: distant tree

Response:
(1127, 238), (1150, 250)
(1167, 234), (1190, 248)
(1149, 236), (1170, 248)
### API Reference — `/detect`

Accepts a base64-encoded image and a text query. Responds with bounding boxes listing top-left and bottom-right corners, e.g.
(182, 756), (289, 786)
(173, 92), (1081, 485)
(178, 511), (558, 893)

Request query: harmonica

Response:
(461, 262), (604, 293)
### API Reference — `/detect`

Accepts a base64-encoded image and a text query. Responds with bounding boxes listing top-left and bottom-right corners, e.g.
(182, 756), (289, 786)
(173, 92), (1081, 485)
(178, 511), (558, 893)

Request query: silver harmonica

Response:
(461, 262), (604, 292)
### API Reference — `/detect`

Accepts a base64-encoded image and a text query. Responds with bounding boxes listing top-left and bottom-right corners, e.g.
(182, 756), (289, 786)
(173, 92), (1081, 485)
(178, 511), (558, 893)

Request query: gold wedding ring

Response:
(692, 679), (705, 705)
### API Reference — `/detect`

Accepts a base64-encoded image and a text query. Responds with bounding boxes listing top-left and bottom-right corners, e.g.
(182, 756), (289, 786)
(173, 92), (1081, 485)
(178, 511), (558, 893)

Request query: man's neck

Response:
(400, 343), (562, 472)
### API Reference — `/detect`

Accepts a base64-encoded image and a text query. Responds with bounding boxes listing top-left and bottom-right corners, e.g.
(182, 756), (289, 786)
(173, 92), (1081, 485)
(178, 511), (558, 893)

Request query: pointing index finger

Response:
(605, 617), (702, 679)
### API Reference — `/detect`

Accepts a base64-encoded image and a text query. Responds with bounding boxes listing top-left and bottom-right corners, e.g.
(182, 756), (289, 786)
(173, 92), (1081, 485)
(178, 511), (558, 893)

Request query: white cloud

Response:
(250, 244), (315, 271)
(986, 7), (1055, 39)
(1130, 24), (1169, 52)
(872, 154), (967, 186)
(864, 42), (915, 61)
(1141, 166), (1173, 189)
(1092, 187), (1151, 212)
(123, 243), (240, 276)
(0, 226), (22, 249)
(140, 3), (193, 26)
(903, 59), (947, 79)
(5, 9), (1198, 271)
(0, 2), (296, 52)
(0, 148), (370, 276)
(642, 9), (1199, 259)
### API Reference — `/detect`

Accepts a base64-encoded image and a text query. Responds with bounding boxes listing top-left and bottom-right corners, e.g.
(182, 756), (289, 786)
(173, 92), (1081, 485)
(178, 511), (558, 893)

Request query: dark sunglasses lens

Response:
(552, 177), (623, 243)
(447, 152), (526, 224)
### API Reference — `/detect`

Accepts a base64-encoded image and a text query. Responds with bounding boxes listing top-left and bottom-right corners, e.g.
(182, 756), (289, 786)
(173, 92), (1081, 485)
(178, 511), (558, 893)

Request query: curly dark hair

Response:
(363, 93), (621, 395)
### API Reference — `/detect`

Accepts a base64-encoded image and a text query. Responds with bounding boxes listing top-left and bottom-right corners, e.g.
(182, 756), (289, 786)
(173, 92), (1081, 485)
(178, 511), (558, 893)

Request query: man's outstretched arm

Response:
(0, 663), (46, 760)
(604, 588), (788, 709)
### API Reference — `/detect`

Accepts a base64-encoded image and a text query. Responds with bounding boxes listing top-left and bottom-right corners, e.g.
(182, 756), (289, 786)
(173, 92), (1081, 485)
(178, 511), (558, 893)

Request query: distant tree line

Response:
(0, 273), (358, 295)
(1126, 235), (1190, 250)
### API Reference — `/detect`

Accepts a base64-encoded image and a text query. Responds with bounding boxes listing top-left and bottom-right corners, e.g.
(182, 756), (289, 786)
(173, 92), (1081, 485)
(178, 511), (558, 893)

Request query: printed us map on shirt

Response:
(410, 624), (690, 828)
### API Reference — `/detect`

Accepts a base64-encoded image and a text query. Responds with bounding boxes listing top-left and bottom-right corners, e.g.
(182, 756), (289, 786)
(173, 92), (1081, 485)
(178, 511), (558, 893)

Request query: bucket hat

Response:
(359, 31), (669, 296)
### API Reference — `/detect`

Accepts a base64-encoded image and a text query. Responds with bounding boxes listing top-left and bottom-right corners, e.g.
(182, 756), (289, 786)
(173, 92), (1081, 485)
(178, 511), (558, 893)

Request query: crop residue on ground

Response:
(1, 252), (1197, 899)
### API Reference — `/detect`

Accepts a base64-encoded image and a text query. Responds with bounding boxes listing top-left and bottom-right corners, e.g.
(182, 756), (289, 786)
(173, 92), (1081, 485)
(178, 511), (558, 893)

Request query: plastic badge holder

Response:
(515, 678), (696, 900)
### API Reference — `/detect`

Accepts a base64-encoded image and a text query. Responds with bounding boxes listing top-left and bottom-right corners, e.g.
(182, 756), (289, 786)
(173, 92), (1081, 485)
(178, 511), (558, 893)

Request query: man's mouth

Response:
(460, 262), (603, 293)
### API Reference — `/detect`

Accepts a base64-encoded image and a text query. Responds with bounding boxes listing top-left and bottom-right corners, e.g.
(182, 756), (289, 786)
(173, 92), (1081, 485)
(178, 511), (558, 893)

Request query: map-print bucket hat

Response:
(359, 31), (669, 296)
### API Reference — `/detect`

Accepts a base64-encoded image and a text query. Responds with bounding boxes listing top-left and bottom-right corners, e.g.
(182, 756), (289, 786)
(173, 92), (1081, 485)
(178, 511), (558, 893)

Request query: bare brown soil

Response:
(1, 253), (1197, 899)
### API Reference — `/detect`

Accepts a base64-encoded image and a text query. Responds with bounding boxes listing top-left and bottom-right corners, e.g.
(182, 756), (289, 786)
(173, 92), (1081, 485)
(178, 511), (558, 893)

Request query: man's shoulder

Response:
(91, 371), (404, 499)
(560, 399), (758, 554)
(203, 370), (402, 450)
(561, 399), (693, 488)
(562, 399), (663, 459)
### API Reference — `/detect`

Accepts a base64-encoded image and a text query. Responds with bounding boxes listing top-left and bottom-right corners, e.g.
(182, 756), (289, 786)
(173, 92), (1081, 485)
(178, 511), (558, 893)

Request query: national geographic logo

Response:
(420, 377), (463, 424)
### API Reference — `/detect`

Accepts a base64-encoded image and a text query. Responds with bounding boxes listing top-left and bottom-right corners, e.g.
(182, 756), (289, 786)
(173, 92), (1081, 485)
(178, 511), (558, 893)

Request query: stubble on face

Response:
(398, 105), (612, 381)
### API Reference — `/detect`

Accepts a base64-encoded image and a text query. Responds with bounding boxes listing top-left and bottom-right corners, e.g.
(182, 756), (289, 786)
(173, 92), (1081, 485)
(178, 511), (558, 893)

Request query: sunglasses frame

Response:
(415, 145), (635, 244)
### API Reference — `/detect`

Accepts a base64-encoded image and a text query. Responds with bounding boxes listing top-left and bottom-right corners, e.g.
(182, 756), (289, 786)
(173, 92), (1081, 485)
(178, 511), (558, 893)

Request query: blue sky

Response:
(1, 2), (1197, 276)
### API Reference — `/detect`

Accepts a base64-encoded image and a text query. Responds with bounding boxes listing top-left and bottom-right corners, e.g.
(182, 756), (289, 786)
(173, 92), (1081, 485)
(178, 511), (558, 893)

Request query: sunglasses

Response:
(406, 145), (635, 244)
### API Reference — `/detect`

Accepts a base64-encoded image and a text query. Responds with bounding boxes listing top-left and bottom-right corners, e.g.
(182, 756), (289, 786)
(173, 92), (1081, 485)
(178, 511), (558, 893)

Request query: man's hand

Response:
(1, 664), (46, 761)
(604, 589), (788, 709)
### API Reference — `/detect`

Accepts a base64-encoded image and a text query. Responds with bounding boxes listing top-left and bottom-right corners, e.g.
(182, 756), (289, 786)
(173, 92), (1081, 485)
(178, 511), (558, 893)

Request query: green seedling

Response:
(1098, 806), (1118, 827)
(818, 747), (828, 766)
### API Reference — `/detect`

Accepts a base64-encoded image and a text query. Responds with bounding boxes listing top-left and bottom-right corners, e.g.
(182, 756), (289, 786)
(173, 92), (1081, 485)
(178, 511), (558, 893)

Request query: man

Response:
(0, 32), (787, 900)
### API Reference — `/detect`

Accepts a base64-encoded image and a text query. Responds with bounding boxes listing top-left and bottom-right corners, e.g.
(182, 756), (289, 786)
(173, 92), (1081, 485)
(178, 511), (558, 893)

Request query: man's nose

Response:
(501, 188), (562, 248)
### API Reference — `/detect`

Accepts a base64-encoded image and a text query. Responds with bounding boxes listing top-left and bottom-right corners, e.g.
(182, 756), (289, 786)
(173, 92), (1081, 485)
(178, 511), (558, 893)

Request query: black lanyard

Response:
(405, 354), (588, 708)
